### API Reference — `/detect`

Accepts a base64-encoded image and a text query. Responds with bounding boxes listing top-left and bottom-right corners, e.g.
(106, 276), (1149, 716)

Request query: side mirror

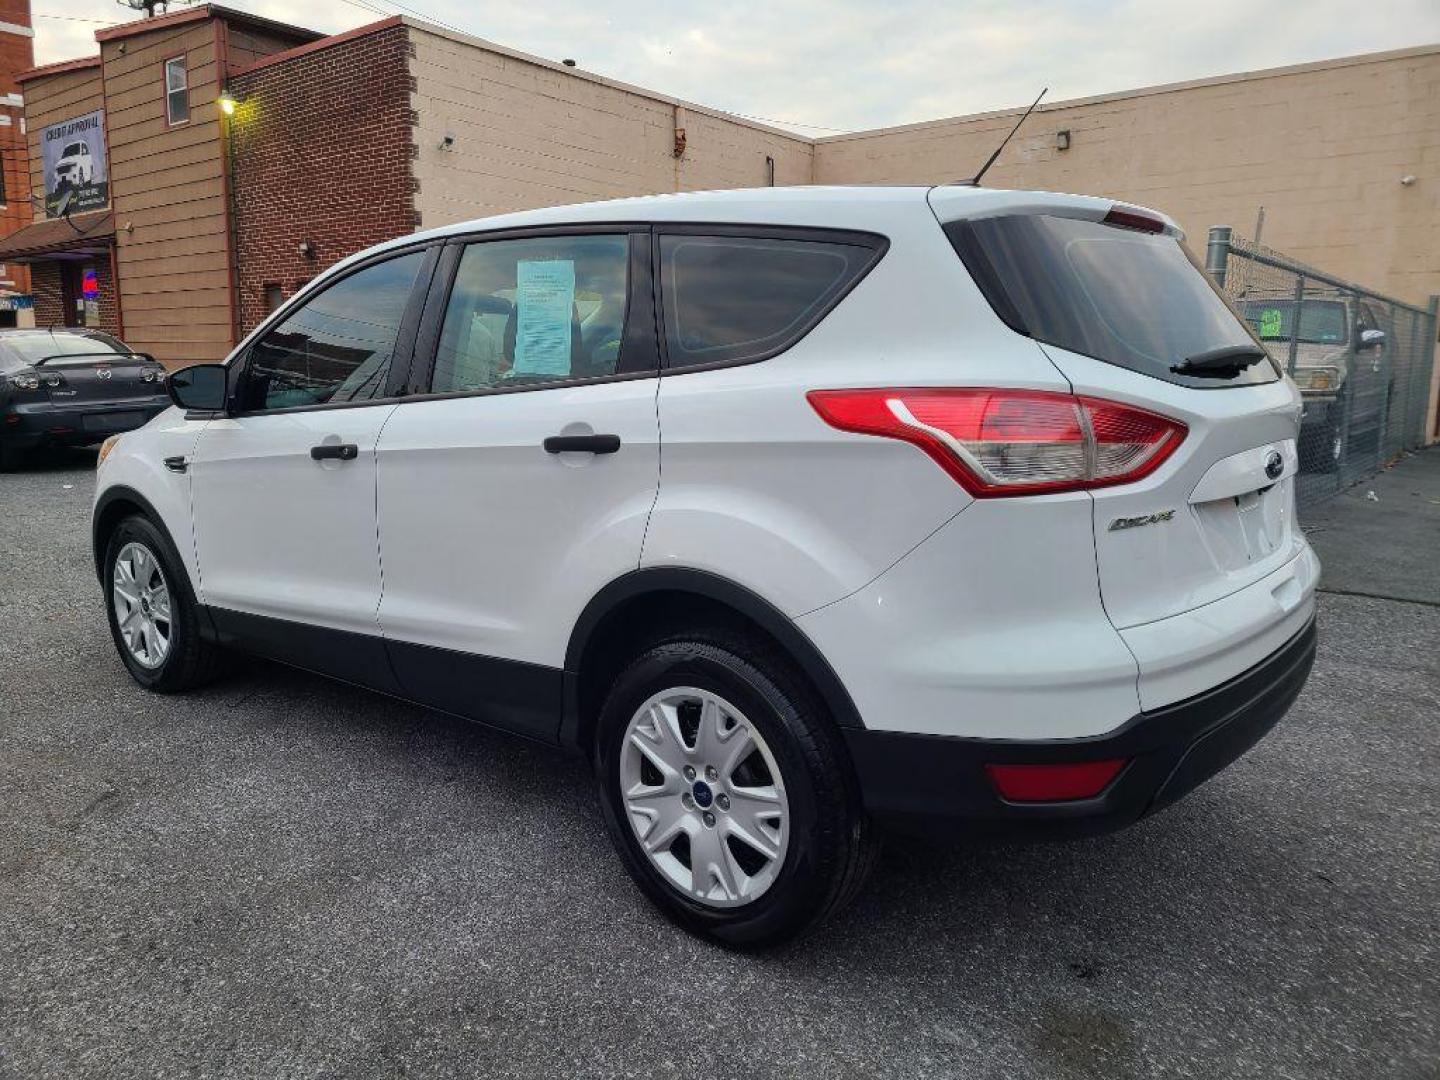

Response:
(1359, 328), (1386, 349)
(167, 364), (228, 412)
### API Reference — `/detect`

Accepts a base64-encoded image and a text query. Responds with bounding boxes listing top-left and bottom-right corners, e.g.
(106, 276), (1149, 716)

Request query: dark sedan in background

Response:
(0, 329), (170, 470)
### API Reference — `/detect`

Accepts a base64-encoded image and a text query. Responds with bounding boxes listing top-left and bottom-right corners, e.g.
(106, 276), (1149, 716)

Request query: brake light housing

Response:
(1103, 205), (1166, 233)
(807, 388), (1186, 496)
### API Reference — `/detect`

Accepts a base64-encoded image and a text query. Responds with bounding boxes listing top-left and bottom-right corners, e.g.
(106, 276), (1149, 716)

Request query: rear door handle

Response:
(543, 434), (621, 455)
(311, 443), (359, 461)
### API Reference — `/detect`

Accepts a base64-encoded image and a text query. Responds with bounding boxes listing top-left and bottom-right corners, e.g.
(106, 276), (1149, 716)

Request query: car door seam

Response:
(371, 402), (403, 634)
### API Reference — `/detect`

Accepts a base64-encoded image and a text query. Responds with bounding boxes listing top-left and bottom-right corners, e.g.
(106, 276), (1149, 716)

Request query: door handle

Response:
(543, 434), (621, 455)
(311, 443), (359, 461)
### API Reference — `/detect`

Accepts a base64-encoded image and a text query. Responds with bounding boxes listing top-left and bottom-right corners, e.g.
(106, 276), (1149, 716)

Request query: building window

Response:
(263, 284), (284, 315)
(165, 57), (189, 125)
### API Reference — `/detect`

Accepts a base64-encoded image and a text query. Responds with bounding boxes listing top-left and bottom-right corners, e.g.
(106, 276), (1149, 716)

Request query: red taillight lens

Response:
(807, 388), (1185, 496)
(986, 759), (1128, 802)
(1103, 205), (1166, 233)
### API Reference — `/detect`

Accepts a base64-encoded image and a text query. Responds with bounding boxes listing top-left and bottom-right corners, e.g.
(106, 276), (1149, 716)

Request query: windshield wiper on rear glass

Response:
(1170, 344), (1268, 378)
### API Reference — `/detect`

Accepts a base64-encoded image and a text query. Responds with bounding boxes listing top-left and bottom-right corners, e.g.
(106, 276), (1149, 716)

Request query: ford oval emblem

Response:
(1264, 450), (1284, 481)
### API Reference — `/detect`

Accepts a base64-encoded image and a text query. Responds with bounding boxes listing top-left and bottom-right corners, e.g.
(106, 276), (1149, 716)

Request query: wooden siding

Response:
(100, 16), (316, 366)
(225, 24), (317, 71)
(104, 21), (229, 365)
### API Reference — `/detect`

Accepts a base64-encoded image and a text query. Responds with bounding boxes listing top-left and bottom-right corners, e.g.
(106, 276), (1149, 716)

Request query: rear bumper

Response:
(844, 614), (1316, 838)
(2, 398), (168, 447)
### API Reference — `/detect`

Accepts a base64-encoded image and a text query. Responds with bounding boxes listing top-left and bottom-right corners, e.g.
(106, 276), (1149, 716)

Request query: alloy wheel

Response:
(112, 541), (172, 669)
(619, 687), (790, 908)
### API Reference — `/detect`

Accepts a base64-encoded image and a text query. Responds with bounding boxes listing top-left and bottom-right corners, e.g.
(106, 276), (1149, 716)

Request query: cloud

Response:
(33, 0), (1440, 133)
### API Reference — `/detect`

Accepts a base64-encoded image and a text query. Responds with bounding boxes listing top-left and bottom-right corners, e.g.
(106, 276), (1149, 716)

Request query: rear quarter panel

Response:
(644, 200), (1074, 616)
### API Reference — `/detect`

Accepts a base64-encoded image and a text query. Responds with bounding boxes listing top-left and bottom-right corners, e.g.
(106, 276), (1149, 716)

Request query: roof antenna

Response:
(956, 87), (1048, 186)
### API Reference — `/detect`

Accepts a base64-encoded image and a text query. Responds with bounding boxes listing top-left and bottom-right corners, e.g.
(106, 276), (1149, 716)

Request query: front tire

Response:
(595, 632), (877, 948)
(104, 515), (221, 692)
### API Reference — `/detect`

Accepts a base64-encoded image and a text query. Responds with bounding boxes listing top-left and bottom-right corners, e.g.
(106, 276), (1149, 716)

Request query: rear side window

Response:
(431, 234), (630, 393)
(949, 214), (1278, 388)
(658, 233), (881, 368)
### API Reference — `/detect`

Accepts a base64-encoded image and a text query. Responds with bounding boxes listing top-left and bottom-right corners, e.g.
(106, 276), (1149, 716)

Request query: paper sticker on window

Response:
(1258, 308), (1284, 340)
(513, 260), (575, 376)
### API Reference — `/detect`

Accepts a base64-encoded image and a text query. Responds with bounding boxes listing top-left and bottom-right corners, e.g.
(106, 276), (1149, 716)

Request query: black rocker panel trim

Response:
(386, 637), (562, 743)
(202, 606), (563, 744)
(207, 606), (405, 698)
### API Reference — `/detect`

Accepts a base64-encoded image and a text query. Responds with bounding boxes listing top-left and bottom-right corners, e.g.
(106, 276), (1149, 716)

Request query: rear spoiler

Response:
(32, 351), (156, 367)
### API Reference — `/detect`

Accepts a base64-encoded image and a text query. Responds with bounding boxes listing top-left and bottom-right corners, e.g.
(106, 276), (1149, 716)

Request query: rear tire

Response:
(104, 514), (222, 692)
(594, 630), (878, 948)
(0, 441), (21, 472)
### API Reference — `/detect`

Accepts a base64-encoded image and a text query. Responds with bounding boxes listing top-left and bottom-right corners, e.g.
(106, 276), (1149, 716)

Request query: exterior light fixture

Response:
(218, 90), (238, 116)
(1055, 129), (1071, 151)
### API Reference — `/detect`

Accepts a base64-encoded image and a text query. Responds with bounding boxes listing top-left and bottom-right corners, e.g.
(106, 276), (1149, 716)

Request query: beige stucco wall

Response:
(815, 46), (1440, 310)
(407, 23), (813, 229)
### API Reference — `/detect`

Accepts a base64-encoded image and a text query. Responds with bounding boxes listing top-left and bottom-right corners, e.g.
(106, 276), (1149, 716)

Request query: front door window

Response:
(241, 250), (425, 411)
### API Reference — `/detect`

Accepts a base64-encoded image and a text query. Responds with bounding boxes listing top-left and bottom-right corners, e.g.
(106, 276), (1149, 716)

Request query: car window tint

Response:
(952, 214), (1278, 388)
(244, 251), (423, 411)
(432, 234), (630, 393)
(2, 331), (130, 364)
(659, 235), (874, 367)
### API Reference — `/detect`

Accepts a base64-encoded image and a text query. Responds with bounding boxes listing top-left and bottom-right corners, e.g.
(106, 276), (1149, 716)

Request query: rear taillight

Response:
(806, 388), (1186, 496)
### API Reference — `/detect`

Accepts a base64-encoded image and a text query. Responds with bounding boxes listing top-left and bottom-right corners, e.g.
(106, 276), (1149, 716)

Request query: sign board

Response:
(42, 110), (108, 218)
(512, 260), (576, 376)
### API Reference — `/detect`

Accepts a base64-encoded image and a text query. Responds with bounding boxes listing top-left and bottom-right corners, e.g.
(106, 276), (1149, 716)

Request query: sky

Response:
(31, 0), (1440, 134)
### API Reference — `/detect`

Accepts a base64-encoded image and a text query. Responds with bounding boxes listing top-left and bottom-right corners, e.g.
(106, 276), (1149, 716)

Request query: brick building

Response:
(0, 0), (33, 325)
(0, 5), (1434, 429)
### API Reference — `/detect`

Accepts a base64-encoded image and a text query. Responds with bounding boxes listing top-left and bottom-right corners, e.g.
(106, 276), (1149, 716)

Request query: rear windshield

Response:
(2, 332), (132, 366)
(948, 213), (1278, 388)
(1238, 299), (1347, 345)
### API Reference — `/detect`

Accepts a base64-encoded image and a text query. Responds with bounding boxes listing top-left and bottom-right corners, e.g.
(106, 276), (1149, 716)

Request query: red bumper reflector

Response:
(986, 759), (1128, 802)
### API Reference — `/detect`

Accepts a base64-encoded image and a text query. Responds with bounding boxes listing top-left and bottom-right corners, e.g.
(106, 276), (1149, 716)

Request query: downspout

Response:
(672, 104), (686, 192)
(213, 18), (242, 353)
(98, 39), (121, 338)
(108, 242), (123, 338)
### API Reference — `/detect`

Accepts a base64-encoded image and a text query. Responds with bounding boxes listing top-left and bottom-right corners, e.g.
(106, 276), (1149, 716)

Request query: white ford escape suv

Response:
(94, 186), (1318, 946)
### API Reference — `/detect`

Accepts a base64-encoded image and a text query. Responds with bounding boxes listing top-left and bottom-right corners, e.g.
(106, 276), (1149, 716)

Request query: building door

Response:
(59, 262), (100, 327)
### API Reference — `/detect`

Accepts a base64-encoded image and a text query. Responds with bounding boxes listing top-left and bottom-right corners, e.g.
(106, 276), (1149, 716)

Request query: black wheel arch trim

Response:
(93, 486), (219, 643)
(92, 485), (168, 582)
(560, 567), (866, 752)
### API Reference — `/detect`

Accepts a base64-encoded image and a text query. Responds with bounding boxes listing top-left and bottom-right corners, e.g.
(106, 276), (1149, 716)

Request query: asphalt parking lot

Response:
(2, 447), (1437, 1080)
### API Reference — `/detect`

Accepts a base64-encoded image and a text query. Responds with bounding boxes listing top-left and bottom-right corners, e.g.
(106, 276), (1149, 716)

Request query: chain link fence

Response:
(1204, 227), (1439, 508)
